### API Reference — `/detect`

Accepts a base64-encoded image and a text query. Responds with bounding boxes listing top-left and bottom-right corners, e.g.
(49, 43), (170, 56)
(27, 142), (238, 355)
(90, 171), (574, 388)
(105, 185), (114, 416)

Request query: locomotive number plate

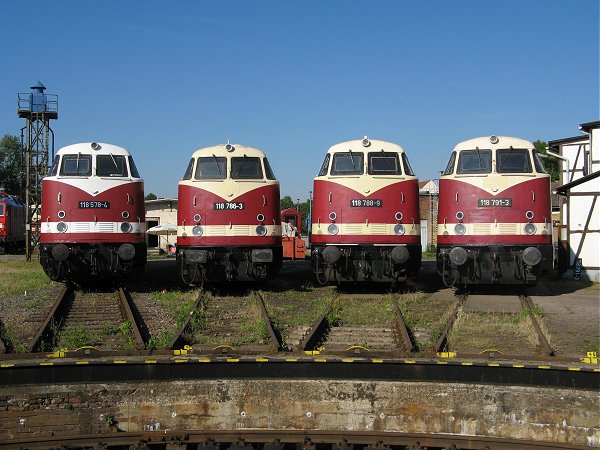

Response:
(350, 199), (383, 207)
(79, 201), (110, 209)
(478, 198), (512, 207)
(214, 202), (245, 210)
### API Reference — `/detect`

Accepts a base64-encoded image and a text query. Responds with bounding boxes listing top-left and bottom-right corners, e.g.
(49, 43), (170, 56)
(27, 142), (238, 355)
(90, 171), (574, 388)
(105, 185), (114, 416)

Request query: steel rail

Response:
(0, 428), (591, 449)
(117, 287), (145, 350)
(254, 291), (282, 352)
(520, 294), (555, 356)
(27, 284), (71, 353)
(393, 300), (415, 354)
(297, 301), (332, 352)
(434, 294), (464, 353)
(168, 290), (206, 350)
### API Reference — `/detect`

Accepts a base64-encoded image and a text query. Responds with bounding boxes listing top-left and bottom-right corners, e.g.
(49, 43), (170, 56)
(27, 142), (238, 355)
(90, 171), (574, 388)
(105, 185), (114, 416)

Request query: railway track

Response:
(28, 285), (144, 353)
(0, 428), (592, 450)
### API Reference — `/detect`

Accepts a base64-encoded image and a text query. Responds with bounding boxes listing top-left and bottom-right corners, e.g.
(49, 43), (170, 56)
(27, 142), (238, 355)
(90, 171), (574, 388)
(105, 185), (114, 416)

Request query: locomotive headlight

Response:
(393, 224), (405, 235)
(192, 225), (204, 236)
(327, 223), (339, 235)
(193, 213), (202, 223)
(522, 247), (542, 266)
(57, 210), (66, 219)
(120, 222), (132, 233)
(394, 212), (403, 221)
(454, 223), (466, 235)
(328, 212), (337, 221)
(122, 211), (130, 219)
(524, 223), (537, 235)
(525, 210), (534, 220)
(490, 135), (499, 144)
(57, 222), (68, 233)
(256, 225), (267, 236)
(456, 211), (464, 221)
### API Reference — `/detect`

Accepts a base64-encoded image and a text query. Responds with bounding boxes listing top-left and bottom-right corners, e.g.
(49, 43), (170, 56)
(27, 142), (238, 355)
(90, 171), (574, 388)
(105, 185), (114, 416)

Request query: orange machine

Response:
(281, 208), (305, 260)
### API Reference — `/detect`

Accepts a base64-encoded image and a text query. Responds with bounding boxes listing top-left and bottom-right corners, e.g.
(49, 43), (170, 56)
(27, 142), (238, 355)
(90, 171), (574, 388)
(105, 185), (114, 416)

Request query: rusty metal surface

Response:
(27, 285), (71, 352)
(118, 287), (145, 350)
(520, 294), (555, 356)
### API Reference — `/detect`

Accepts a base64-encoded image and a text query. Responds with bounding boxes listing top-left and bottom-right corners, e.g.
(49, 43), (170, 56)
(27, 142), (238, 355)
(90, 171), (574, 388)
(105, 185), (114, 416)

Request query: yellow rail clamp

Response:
(255, 357), (269, 362)
(581, 351), (598, 364)
(304, 350), (321, 355)
(437, 352), (456, 358)
(173, 345), (193, 356)
(46, 350), (67, 358)
(348, 345), (369, 352)
(213, 344), (236, 352)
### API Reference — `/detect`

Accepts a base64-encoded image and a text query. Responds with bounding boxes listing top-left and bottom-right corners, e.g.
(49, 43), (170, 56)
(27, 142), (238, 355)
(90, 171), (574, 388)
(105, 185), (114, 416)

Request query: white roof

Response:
(57, 142), (132, 156)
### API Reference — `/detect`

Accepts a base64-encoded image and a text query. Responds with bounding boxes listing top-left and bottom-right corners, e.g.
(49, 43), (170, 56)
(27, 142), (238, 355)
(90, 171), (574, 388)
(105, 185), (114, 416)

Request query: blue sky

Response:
(1, 1), (598, 201)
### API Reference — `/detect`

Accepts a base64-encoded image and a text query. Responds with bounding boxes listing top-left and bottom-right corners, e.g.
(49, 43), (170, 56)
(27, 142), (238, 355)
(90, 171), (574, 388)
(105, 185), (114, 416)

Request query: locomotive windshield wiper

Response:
(76, 152), (81, 172)
(212, 154), (222, 177)
(475, 146), (483, 170)
(498, 146), (514, 171)
(348, 149), (357, 172)
(381, 149), (393, 171)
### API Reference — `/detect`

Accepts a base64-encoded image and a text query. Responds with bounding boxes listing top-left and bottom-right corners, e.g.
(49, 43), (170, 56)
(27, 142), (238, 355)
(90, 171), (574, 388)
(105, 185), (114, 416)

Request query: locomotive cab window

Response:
(231, 156), (263, 179)
(97, 155), (128, 177)
(368, 152), (401, 175)
(0, 204), (4, 216)
(456, 149), (492, 174)
(496, 148), (532, 173)
(195, 156), (227, 179)
(443, 152), (456, 175)
(60, 154), (92, 176)
(401, 153), (415, 176)
(317, 154), (330, 176)
(182, 158), (194, 180)
(128, 156), (141, 178)
(49, 155), (60, 176)
(532, 150), (547, 174)
(331, 152), (363, 175)
(264, 158), (276, 180)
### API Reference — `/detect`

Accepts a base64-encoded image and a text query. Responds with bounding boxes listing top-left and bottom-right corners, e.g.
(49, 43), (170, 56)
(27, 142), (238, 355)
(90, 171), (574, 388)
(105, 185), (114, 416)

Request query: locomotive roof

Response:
(56, 142), (132, 156)
(190, 144), (267, 158)
(327, 138), (406, 154)
(453, 136), (534, 150)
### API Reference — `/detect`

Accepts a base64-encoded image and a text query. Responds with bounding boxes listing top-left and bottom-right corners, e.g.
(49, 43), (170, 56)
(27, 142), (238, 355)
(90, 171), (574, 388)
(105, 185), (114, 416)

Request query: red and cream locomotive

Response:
(437, 135), (553, 286)
(0, 189), (26, 254)
(311, 137), (421, 283)
(39, 142), (147, 281)
(177, 142), (282, 284)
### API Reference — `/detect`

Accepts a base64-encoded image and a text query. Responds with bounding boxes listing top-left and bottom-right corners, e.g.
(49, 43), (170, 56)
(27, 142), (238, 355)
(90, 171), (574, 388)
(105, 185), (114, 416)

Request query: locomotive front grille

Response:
(97, 222), (116, 233)
(369, 224), (388, 235)
(343, 224), (363, 235)
(72, 222), (90, 233)
(206, 225), (226, 236)
(498, 223), (518, 235)
(472, 224), (491, 234)
(232, 225), (250, 236)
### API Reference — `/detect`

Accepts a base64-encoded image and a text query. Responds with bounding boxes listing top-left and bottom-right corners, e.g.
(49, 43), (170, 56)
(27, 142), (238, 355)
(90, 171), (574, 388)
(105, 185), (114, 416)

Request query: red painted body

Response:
(40, 180), (146, 244)
(177, 183), (281, 247)
(437, 177), (552, 246)
(311, 179), (421, 244)
(0, 193), (25, 252)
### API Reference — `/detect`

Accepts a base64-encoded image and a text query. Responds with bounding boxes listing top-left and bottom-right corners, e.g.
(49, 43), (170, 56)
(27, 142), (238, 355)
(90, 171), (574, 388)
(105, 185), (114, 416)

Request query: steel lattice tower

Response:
(17, 81), (58, 260)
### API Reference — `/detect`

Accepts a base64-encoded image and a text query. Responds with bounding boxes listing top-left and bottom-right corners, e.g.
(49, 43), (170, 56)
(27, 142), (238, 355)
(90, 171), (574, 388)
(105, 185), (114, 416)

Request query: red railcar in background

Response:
(0, 190), (25, 254)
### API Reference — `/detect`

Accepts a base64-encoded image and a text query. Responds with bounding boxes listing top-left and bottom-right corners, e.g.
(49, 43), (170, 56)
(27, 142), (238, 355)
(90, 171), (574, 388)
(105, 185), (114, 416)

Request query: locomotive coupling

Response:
(117, 243), (136, 261)
(322, 246), (341, 264)
(50, 244), (70, 261)
(449, 247), (468, 266)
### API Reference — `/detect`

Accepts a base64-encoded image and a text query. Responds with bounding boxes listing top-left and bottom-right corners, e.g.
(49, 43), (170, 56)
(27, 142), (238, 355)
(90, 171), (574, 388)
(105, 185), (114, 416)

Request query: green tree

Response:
(280, 195), (294, 210)
(534, 140), (559, 182)
(0, 134), (22, 194)
(145, 192), (158, 200)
